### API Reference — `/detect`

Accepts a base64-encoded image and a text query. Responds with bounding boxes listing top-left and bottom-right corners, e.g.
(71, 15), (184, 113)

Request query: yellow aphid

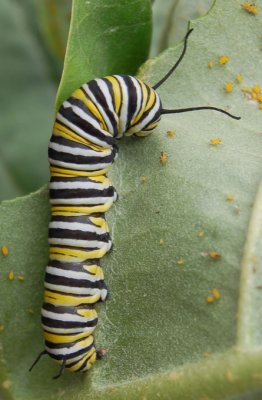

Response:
(236, 74), (243, 83)
(17, 275), (25, 282)
(253, 85), (261, 94)
(176, 258), (185, 265)
(257, 94), (262, 102)
(212, 288), (221, 299)
(208, 61), (215, 69)
(208, 251), (221, 260)
(226, 194), (234, 201)
(1, 245), (8, 257)
(225, 82), (233, 93)
(241, 86), (253, 93)
(197, 230), (205, 238)
(210, 138), (222, 145)
(166, 130), (176, 137)
(219, 55), (229, 65)
(160, 151), (168, 165)
(159, 239), (164, 245)
(242, 2), (259, 15)
(251, 92), (257, 100)
(140, 176), (148, 183)
(8, 271), (14, 281)
(207, 296), (214, 304)
(0, 325), (5, 333)
(259, 104), (262, 110)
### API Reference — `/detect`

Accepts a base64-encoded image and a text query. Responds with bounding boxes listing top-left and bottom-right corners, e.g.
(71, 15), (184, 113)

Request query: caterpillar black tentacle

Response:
(29, 29), (240, 378)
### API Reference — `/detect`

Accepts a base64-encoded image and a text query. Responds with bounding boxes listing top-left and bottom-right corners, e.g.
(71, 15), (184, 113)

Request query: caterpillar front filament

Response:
(29, 29), (240, 379)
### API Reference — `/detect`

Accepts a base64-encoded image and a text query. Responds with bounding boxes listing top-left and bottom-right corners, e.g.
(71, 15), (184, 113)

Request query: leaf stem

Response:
(237, 181), (262, 350)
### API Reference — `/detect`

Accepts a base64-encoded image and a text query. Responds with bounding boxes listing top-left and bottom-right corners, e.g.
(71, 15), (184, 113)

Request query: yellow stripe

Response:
(131, 80), (148, 125)
(77, 307), (97, 319)
(144, 89), (156, 112)
(105, 76), (122, 114)
(50, 166), (110, 177)
(72, 88), (107, 130)
(89, 216), (109, 230)
(44, 290), (101, 306)
(83, 264), (105, 280)
(53, 122), (104, 152)
(49, 246), (108, 260)
(66, 349), (96, 372)
(51, 203), (113, 215)
(44, 330), (88, 344)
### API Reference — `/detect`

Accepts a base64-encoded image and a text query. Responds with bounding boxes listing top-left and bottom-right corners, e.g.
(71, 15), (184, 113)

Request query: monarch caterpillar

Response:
(29, 29), (240, 379)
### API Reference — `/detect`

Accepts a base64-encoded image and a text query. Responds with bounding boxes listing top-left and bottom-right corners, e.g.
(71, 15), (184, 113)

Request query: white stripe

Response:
(83, 82), (115, 135)
(49, 196), (115, 205)
(42, 325), (95, 334)
(45, 340), (94, 356)
(49, 180), (111, 190)
(45, 266), (102, 282)
(48, 157), (111, 171)
(48, 238), (112, 250)
(49, 141), (112, 158)
(41, 308), (96, 322)
(115, 75), (129, 135)
(130, 77), (143, 124)
(127, 96), (161, 134)
(57, 111), (111, 148)
(49, 221), (109, 234)
(44, 283), (103, 295)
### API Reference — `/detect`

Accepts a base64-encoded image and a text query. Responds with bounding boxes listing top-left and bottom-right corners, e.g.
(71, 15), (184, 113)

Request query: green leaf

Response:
(56, 0), (152, 108)
(0, 0), (56, 201)
(0, 0), (262, 399)
(150, 0), (213, 56)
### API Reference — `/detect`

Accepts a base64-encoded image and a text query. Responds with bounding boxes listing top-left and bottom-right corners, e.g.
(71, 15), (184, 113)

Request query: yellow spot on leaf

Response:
(166, 130), (176, 137)
(212, 288), (221, 300)
(226, 370), (235, 382)
(253, 85), (261, 94)
(176, 258), (185, 265)
(1, 245), (8, 257)
(8, 271), (14, 281)
(219, 55), (229, 65)
(210, 138), (222, 145)
(242, 2), (259, 15)
(160, 151), (168, 165)
(2, 380), (11, 389)
(197, 230), (205, 238)
(259, 104), (262, 110)
(208, 251), (221, 260)
(159, 239), (164, 245)
(225, 82), (233, 92)
(140, 176), (148, 183)
(236, 74), (243, 83)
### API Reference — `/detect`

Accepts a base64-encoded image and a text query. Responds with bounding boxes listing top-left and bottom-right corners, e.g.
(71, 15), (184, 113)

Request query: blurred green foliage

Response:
(0, 0), (213, 202)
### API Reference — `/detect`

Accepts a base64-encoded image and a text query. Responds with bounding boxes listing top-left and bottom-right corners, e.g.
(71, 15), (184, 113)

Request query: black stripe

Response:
(49, 228), (111, 243)
(84, 79), (118, 136)
(59, 101), (115, 146)
(45, 272), (106, 289)
(48, 147), (116, 166)
(49, 186), (115, 200)
(41, 316), (97, 329)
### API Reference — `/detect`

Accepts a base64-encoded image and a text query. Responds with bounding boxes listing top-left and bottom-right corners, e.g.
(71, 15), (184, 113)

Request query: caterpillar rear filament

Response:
(29, 29), (240, 379)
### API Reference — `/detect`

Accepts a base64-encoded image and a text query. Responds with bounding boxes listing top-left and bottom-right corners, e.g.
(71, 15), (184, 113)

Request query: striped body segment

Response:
(42, 75), (162, 373)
